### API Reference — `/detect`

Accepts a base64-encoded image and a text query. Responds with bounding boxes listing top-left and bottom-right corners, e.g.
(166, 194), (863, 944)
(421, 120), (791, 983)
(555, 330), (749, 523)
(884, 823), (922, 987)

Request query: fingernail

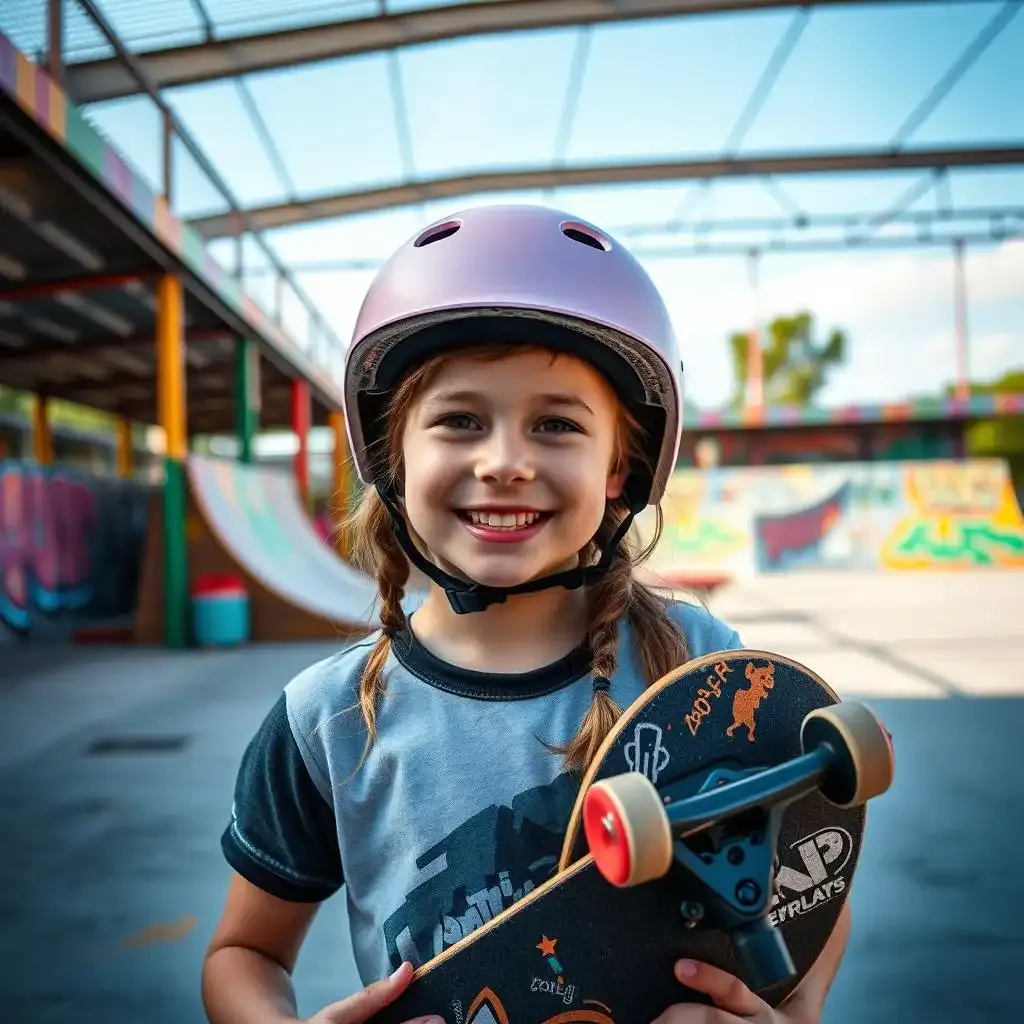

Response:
(389, 961), (411, 981)
(418, 1017), (444, 1024)
(676, 959), (699, 978)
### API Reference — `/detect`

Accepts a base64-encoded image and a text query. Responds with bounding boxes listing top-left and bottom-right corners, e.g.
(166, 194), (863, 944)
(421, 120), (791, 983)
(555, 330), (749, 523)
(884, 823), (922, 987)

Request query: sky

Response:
(4, 0), (1022, 410)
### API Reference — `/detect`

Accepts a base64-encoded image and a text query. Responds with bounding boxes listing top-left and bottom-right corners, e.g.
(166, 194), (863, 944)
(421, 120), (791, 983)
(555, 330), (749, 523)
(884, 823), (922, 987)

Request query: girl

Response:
(201, 205), (850, 1024)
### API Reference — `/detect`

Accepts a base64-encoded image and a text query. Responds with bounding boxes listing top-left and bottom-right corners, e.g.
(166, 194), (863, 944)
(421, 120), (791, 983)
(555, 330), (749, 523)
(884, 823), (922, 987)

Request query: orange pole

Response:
(32, 395), (53, 465)
(116, 418), (133, 477)
(328, 409), (352, 557)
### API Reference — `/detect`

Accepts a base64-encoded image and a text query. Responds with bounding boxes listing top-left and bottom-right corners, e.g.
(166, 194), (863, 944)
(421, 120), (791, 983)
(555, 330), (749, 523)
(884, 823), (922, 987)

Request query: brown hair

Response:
(343, 342), (689, 776)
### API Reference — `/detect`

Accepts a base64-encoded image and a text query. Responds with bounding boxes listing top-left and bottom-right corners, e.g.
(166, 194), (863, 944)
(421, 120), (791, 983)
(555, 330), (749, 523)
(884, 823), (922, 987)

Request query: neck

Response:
(409, 584), (590, 675)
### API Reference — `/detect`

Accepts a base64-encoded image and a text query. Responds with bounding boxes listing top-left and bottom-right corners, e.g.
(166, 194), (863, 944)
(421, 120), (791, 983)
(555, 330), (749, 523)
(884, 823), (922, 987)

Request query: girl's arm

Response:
(202, 873), (321, 1024)
(779, 900), (852, 1020)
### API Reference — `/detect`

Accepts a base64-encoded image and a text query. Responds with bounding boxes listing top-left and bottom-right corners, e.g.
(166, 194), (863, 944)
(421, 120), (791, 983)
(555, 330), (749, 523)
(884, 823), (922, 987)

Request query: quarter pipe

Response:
(135, 455), (388, 643)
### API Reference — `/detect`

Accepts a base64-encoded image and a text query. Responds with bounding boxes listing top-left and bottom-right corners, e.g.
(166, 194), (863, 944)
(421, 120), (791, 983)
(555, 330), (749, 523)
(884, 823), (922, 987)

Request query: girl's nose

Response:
(473, 429), (536, 485)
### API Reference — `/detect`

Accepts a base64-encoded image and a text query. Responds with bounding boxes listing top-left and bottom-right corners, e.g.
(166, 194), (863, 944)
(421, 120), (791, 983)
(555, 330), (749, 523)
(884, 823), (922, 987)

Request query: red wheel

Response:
(583, 773), (673, 888)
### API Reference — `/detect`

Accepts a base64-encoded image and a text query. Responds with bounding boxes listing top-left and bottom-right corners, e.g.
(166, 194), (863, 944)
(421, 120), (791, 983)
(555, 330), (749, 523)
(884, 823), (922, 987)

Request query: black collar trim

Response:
(390, 627), (593, 701)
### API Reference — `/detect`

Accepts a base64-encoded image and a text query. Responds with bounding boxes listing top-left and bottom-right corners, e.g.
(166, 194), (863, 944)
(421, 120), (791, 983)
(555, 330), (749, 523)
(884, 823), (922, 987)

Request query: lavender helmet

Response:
(342, 204), (684, 612)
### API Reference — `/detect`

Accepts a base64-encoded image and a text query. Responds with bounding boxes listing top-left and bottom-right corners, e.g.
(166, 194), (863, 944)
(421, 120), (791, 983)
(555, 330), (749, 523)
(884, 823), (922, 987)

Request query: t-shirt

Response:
(221, 599), (743, 986)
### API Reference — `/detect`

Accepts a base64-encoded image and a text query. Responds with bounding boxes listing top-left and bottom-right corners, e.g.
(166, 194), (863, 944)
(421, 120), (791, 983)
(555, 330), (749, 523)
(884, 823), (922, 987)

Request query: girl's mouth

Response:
(461, 509), (547, 529)
(457, 509), (553, 542)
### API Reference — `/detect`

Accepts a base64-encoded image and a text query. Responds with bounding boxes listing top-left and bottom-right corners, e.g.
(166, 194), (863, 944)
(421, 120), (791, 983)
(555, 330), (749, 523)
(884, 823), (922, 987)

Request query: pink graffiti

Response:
(0, 463), (97, 630)
(756, 482), (850, 569)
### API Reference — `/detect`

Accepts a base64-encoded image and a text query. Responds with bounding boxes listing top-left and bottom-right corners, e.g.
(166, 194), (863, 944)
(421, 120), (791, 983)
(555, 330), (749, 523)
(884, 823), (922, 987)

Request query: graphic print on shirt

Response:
(382, 772), (579, 970)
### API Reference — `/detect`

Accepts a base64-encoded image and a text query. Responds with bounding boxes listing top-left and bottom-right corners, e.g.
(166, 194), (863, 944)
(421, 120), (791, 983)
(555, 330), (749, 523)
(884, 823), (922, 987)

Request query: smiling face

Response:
(398, 347), (631, 590)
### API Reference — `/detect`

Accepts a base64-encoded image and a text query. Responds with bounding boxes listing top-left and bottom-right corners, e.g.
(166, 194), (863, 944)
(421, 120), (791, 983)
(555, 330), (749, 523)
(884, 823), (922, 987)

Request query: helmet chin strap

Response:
(377, 488), (641, 615)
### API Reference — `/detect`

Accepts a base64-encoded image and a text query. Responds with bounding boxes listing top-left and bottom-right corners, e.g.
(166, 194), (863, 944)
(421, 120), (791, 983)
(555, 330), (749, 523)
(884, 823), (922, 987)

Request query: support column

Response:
(115, 418), (133, 477)
(745, 248), (764, 413)
(291, 379), (311, 507)
(157, 274), (188, 649)
(32, 394), (53, 465)
(328, 409), (352, 558)
(952, 238), (970, 401)
(234, 338), (260, 464)
(47, 0), (64, 84)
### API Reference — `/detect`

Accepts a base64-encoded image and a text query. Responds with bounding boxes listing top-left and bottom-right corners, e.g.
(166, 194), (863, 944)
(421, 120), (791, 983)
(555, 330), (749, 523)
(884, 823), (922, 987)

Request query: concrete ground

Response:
(0, 569), (1021, 1023)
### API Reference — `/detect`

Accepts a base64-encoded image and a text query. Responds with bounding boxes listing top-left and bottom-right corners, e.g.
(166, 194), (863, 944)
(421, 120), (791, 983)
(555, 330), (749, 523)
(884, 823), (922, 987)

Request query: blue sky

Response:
(7, 0), (1022, 409)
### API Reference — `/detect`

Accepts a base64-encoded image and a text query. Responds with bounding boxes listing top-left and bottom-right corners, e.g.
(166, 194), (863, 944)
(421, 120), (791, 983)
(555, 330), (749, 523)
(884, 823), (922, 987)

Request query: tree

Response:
(952, 370), (1024, 493)
(0, 384), (117, 433)
(728, 311), (846, 408)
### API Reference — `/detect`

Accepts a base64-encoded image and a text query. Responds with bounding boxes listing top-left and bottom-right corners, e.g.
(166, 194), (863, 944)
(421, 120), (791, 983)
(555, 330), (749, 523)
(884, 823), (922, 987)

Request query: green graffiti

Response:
(671, 519), (742, 554)
(894, 522), (1024, 565)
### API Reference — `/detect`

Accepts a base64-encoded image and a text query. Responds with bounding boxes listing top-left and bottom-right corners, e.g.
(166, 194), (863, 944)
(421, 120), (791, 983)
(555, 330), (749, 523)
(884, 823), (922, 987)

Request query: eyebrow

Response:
(426, 390), (595, 415)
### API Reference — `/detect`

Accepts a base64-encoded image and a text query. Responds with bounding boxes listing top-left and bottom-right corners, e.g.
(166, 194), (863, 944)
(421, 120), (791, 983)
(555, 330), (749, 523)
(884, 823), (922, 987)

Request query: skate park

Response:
(1, 2), (1023, 1022)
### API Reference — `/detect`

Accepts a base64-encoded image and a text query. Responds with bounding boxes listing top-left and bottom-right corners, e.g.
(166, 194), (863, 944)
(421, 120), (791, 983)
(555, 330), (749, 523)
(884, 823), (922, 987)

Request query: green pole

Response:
(162, 458), (188, 647)
(235, 338), (259, 464)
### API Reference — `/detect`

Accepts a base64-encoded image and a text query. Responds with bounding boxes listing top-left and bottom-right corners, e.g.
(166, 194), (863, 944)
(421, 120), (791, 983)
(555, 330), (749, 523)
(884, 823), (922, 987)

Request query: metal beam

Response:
(188, 145), (1024, 237)
(64, 0), (928, 103)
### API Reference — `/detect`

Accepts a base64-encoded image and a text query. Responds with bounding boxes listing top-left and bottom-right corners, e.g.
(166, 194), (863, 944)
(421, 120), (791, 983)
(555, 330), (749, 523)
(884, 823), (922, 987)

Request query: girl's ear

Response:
(606, 459), (630, 500)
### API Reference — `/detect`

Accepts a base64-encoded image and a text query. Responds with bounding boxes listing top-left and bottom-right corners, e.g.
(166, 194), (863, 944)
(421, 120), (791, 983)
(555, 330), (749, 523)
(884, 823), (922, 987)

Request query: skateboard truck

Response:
(583, 701), (894, 992)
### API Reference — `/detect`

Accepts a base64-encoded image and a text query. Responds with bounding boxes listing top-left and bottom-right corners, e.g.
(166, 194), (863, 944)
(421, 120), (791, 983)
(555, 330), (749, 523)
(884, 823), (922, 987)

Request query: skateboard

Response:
(369, 650), (894, 1024)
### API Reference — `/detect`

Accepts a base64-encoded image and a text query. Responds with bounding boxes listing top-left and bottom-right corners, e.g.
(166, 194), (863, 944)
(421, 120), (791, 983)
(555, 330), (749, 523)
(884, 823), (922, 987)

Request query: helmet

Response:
(341, 204), (684, 614)
(343, 204), (683, 507)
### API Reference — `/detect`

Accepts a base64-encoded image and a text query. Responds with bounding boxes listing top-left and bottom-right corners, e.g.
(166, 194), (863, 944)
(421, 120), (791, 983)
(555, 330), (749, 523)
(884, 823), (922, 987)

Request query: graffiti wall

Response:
(639, 458), (1024, 583)
(0, 461), (151, 641)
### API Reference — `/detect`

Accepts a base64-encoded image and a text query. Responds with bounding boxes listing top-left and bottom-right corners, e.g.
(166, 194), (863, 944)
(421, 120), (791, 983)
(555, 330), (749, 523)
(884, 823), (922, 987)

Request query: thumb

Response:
(316, 962), (437, 1024)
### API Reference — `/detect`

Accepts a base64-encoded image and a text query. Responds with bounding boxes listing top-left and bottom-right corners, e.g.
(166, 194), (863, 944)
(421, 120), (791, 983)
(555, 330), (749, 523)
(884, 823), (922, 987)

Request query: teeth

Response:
(467, 510), (542, 528)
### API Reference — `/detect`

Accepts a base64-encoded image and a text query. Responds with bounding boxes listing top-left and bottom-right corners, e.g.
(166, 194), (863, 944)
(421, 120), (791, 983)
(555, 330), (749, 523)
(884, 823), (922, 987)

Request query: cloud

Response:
(651, 238), (1024, 341)
(646, 239), (1024, 407)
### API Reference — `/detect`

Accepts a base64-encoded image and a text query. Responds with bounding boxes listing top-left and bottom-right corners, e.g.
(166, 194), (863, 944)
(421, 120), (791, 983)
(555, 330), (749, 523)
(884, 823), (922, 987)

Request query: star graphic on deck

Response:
(536, 936), (558, 957)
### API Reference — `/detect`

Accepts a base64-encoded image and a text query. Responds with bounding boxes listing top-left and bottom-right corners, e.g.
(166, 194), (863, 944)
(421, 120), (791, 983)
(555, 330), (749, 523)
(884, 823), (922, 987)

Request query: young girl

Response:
(201, 205), (851, 1024)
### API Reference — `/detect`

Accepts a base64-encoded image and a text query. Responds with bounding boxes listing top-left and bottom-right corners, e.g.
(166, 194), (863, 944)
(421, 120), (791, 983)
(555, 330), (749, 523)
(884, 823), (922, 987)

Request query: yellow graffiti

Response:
(907, 462), (1005, 514)
(669, 518), (744, 558)
(888, 521), (1024, 566)
(883, 460), (1024, 569)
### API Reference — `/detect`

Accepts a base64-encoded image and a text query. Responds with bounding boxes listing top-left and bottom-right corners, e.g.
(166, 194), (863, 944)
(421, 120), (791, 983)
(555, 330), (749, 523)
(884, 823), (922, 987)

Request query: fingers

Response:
(672, 959), (768, 1018)
(316, 962), (442, 1024)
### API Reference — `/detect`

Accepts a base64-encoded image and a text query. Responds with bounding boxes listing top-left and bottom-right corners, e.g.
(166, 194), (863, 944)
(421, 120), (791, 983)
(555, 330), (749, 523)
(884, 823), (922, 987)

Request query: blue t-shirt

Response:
(221, 599), (743, 985)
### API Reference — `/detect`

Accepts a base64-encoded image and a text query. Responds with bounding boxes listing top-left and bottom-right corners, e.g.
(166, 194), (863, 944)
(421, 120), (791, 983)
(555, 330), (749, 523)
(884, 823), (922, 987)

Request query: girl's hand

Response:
(651, 959), (817, 1024)
(306, 962), (443, 1024)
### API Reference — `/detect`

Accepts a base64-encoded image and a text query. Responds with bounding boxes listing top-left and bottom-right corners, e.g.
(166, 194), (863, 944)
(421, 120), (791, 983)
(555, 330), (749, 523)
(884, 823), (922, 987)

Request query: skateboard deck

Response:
(369, 650), (894, 1024)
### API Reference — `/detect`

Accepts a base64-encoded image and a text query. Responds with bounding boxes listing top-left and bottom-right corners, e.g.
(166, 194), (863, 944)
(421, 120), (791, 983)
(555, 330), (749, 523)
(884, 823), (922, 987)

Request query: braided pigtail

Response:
(348, 489), (410, 754)
(555, 505), (633, 774)
(555, 500), (691, 777)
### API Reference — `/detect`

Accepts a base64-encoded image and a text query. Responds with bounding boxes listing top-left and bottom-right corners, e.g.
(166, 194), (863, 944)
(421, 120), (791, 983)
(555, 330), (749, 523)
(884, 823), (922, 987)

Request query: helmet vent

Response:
(414, 220), (462, 247)
(561, 222), (610, 252)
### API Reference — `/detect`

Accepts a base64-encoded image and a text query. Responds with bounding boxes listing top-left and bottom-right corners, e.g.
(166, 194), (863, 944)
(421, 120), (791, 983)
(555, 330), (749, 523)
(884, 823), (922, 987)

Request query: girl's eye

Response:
(535, 418), (581, 434)
(437, 413), (480, 431)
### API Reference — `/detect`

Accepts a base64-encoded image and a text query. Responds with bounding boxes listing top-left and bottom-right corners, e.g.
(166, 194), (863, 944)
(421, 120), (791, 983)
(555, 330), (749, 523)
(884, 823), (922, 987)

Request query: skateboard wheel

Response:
(800, 702), (895, 808)
(583, 773), (673, 888)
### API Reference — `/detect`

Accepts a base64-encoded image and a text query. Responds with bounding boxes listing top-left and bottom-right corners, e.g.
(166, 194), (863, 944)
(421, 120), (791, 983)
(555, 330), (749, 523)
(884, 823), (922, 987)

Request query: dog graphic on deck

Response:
(726, 662), (776, 743)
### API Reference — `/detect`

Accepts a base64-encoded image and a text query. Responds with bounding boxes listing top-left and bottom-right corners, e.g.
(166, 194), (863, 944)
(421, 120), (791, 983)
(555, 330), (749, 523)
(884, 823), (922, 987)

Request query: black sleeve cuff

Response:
(221, 691), (343, 903)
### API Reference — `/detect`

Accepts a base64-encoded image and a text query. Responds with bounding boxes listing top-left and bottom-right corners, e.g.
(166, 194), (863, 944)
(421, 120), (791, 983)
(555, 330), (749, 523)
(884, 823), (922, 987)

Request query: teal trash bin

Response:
(191, 573), (250, 647)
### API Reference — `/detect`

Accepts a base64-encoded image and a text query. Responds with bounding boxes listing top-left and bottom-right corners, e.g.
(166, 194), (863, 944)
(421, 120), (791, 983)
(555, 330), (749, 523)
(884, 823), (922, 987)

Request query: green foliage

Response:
(0, 385), (118, 433)
(956, 369), (1024, 457)
(728, 311), (847, 408)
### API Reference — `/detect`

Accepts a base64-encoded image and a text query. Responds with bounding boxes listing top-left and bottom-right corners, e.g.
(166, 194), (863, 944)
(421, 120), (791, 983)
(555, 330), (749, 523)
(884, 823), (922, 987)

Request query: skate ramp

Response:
(189, 455), (382, 622)
(638, 458), (1024, 588)
(136, 455), (397, 643)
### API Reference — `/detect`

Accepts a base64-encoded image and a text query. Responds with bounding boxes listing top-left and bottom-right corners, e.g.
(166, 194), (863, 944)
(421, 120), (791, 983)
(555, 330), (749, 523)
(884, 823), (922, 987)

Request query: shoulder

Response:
(283, 633), (381, 717)
(663, 598), (744, 657)
(281, 633), (384, 794)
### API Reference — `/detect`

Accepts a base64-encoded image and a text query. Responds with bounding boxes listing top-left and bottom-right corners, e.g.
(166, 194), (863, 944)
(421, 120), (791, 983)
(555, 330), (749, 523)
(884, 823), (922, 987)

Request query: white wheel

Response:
(801, 701), (895, 807)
